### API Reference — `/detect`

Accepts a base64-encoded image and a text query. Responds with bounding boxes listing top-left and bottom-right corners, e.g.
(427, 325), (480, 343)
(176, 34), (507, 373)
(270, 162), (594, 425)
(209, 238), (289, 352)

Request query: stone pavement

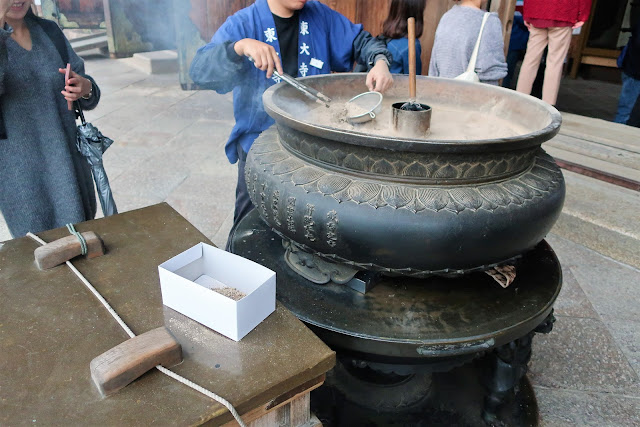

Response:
(1, 53), (639, 425)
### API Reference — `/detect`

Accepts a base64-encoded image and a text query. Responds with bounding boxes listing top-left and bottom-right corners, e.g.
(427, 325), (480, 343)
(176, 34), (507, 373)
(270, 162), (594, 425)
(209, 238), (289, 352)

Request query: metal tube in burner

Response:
(392, 17), (432, 138)
(392, 102), (432, 138)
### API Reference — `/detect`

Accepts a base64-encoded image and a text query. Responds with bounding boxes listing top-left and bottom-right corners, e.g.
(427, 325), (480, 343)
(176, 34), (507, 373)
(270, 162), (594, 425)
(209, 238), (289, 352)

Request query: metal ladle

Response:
(392, 17), (432, 137)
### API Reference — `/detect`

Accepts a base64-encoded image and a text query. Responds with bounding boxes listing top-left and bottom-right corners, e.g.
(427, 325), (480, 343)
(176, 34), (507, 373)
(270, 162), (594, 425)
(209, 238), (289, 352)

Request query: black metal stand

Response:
(231, 210), (563, 426)
(481, 311), (556, 424)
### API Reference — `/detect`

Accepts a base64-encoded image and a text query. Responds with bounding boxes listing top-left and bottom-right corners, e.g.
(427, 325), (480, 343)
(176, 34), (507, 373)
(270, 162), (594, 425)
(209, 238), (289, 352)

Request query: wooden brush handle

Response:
(408, 17), (416, 100)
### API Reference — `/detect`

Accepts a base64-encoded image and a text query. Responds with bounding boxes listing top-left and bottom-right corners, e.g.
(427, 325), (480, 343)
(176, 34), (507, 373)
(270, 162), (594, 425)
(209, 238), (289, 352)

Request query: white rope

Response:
(155, 366), (245, 424)
(27, 232), (247, 427)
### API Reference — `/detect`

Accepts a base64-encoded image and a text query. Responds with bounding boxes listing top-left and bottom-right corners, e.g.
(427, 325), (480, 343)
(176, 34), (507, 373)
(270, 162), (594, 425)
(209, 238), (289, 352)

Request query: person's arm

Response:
(352, 30), (393, 91)
(191, 14), (252, 92)
(189, 14), (282, 93)
(190, 40), (245, 93)
(576, 0), (592, 27)
(352, 30), (392, 72)
(0, 0), (10, 28)
(476, 14), (508, 85)
(319, 4), (392, 92)
(59, 36), (100, 110)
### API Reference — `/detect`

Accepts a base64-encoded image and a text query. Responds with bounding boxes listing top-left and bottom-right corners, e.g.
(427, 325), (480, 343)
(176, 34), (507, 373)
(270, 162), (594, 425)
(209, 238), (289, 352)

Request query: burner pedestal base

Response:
(231, 210), (562, 425)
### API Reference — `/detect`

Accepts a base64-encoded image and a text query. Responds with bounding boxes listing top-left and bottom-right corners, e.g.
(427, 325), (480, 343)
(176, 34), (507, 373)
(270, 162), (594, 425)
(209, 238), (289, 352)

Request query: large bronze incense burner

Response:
(235, 74), (565, 424)
(245, 74), (565, 281)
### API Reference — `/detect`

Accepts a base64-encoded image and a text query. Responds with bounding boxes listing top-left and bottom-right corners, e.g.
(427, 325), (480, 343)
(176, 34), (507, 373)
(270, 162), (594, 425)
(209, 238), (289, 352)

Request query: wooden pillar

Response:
(570, 0), (600, 78)
(489, 0), (517, 54)
(421, 0), (456, 72)
(321, 0), (357, 22)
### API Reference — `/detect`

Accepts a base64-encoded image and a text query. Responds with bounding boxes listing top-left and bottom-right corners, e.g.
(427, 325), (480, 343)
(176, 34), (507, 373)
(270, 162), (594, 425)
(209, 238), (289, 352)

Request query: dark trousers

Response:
(225, 144), (255, 251)
(628, 93), (640, 128)
(502, 49), (525, 89)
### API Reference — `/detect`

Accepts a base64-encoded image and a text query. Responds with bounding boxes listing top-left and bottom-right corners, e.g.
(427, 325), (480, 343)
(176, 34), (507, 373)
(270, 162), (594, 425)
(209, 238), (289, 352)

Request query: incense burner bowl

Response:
(245, 74), (564, 279)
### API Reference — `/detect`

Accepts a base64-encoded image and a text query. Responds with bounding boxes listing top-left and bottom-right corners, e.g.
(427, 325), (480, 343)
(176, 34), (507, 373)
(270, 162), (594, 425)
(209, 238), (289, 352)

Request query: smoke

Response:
(110, 0), (177, 51)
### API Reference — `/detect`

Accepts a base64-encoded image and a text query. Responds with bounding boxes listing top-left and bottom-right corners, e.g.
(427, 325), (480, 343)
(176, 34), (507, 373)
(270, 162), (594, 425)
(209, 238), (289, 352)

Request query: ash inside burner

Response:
(304, 99), (531, 140)
(345, 103), (369, 118)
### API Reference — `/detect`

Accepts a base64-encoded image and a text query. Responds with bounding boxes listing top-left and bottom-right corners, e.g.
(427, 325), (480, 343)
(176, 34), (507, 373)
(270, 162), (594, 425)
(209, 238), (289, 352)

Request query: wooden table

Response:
(0, 203), (335, 426)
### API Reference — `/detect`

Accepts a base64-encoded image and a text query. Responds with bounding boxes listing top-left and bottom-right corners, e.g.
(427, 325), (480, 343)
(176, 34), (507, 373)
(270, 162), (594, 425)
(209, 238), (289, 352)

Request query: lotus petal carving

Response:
(343, 153), (366, 171)
(381, 186), (416, 208)
(503, 181), (535, 200)
(434, 164), (459, 179)
(317, 175), (352, 195)
(300, 141), (316, 157)
(292, 167), (325, 186)
(450, 188), (484, 210)
(402, 161), (428, 177)
(463, 163), (487, 178)
(490, 160), (509, 175)
(258, 151), (289, 165)
(272, 158), (304, 175)
(530, 164), (559, 183)
(348, 182), (382, 203)
(317, 146), (338, 163)
(520, 174), (549, 191)
(372, 159), (397, 175)
(478, 185), (512, 207)
(416, 188), (450, 211)
(250, 141), (280, 154)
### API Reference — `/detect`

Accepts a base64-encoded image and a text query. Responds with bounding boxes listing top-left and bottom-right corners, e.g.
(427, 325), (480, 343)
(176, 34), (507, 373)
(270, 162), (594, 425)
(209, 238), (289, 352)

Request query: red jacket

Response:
(523, 0), (592, 24)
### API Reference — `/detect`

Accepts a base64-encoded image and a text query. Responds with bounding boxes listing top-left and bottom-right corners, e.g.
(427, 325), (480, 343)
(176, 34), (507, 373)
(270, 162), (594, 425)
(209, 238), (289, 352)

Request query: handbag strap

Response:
(466, 12), (491, 74)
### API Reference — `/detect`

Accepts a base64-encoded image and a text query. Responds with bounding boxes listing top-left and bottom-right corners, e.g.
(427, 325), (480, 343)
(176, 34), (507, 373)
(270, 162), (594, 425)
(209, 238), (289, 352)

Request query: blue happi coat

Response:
(190, 0), (367, 163)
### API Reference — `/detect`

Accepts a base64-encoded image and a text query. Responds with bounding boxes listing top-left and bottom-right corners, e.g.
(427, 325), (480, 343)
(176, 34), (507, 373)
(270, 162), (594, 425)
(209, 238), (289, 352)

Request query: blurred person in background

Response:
(429, 0), (507, 85)
(515, 0), (592, 105)
(380, 0), (427, 74)
(627, 94), (640, 127)
(502, 8), (529, 89)
(614, 14), (640, 124)
(354, 0), (427, 75)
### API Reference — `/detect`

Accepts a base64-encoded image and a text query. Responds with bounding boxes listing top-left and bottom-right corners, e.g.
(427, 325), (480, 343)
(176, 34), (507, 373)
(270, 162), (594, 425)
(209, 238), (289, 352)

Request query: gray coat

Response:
(0, 16), (100, 237)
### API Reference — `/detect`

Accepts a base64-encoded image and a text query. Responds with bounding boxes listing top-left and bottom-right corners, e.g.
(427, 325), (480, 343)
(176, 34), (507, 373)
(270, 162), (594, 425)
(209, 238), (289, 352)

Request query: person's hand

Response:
(58, 68), (92, 101)
(234, 38), (283, 78)
(1, 0), (13, 27)
(572, 21), (585, 29)
(366, 59), (393, 93)
(524, 20), (532, 30)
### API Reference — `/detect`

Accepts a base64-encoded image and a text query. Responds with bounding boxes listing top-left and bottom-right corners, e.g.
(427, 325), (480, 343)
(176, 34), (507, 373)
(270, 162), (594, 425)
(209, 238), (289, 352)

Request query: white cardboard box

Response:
(158, 243), (276, 341)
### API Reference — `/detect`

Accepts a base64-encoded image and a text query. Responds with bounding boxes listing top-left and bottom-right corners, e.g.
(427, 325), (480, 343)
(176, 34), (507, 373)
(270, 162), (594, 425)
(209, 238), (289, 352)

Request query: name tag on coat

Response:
(310, 58), (324, 69)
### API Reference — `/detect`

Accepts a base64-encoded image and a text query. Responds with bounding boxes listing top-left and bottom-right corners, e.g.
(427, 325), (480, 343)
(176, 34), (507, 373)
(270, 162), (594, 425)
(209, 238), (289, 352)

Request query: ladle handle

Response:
(408, 17), (416, 100)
